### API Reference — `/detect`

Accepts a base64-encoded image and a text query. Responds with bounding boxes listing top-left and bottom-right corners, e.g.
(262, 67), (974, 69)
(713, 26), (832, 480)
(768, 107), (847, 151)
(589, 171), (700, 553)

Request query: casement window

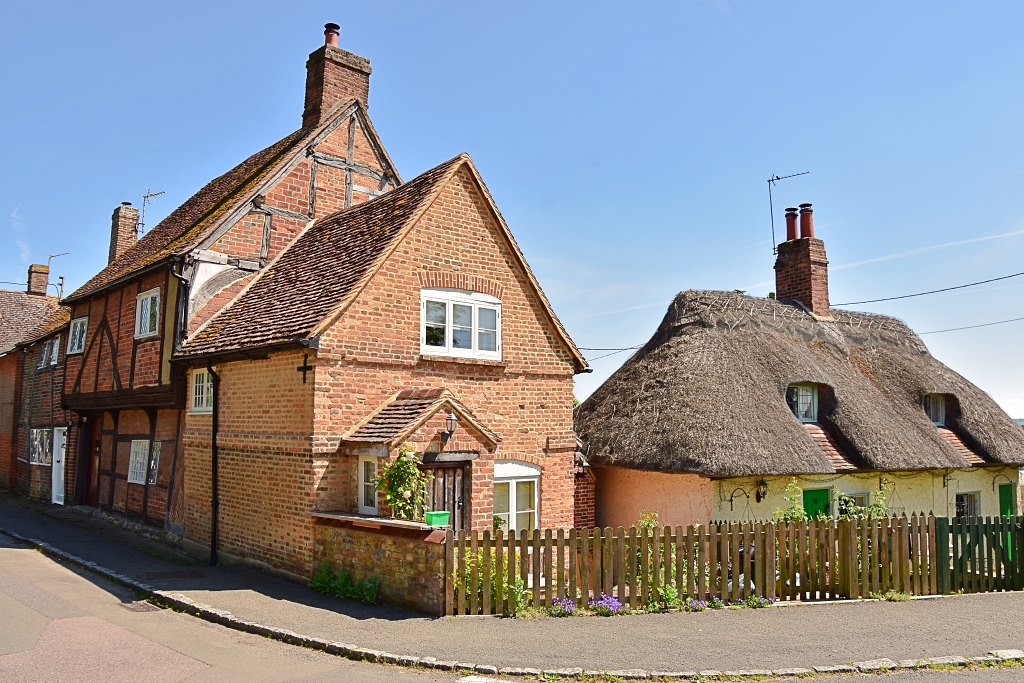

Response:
(29, 429), (52, 465)
(838, 493), (869, 515)
(127, 440), (150, 485)
(190, 369), (214, 413)
(68, 317), (88, 354)
(955, 491), (980, 518)
(786, 384), (818, 423)
(37, 341), (50, 369)
(358, 456), (378, 515)
(493, 461), (540, 533)
(147, 442), (162, 485)
(135, 288), (160, 338)
(49, 335), (60, 365)
(924, 394), (945, 426)
(420, 289), (501, 360)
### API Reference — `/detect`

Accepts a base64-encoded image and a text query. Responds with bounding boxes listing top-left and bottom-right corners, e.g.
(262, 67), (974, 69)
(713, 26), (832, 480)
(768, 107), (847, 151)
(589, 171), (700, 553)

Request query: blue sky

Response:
(2, 2), (1023, 416)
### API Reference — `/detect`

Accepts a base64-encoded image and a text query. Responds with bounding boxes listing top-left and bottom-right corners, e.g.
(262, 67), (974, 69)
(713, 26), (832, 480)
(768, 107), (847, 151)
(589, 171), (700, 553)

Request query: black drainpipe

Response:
(206, 358), (220, 566)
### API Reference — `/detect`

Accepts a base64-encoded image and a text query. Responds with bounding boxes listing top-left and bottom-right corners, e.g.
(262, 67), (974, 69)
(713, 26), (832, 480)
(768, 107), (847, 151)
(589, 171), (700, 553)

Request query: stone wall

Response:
(313, 518), (447, 616)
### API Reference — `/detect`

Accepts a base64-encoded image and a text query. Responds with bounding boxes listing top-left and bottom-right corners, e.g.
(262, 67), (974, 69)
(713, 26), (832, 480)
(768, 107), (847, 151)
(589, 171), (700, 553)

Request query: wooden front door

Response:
(422, 463), (469, 532)
(803, 488), (831, 518)
(51, 428), (67, 505)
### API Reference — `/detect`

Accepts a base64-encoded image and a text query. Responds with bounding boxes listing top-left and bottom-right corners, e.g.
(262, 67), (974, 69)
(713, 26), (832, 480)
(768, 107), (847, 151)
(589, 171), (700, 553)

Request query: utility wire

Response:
(585, 346), (642, 361)
(834, 271), (1024, 306)
(918, 316), (1024, 335)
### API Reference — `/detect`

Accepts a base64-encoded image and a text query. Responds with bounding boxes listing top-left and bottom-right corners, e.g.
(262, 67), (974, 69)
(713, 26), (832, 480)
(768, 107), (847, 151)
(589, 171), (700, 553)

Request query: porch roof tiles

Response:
(345, 387), (499, 449)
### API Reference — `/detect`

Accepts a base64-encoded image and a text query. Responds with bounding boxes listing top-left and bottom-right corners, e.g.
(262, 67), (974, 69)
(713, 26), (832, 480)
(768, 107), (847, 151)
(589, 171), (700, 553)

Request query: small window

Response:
(420, 289), (501, 360)
(358, 456), (378, 515)
(147, 442), (162, 485)
(37, 341), (51, 369)
(786, 384), (818, 423)
(68, 317), (88, 354)
(493, 461), (540, 533)
(135, 288), (160, 338)
(924, 394), (945, 426)
(29, 429), (52, 465)
(955, 491), (980, 518)
(838, 493), (869, 515)
(49, 334), (60, 365)
(127, 440), (150, 484)
(190, 369), (214, 413)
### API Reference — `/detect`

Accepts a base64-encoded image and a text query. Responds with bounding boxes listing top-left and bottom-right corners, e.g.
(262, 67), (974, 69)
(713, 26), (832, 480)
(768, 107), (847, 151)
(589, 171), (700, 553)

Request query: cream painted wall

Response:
(594, 466), (713, 529)
(710, 466), (1021, 523)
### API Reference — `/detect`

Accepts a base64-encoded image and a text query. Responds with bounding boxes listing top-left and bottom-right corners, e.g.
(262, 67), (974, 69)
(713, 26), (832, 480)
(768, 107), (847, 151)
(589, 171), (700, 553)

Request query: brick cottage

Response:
(14, 25), (588, 600)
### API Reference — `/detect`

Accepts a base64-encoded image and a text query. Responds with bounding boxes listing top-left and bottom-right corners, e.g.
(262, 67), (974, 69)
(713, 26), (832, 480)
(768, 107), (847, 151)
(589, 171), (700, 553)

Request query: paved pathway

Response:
(2, 494), (1023, 675)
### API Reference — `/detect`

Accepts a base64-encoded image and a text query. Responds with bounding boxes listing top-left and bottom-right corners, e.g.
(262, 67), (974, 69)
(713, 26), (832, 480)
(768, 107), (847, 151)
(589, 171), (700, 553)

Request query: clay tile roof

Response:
(805, 424), (857, 472)
(177, 155), (464, 357)
(576, 290), (1024, 476)
(346, 387), (499, 448)
(937, 427), (986, 466)
(0, 291), (63, 354)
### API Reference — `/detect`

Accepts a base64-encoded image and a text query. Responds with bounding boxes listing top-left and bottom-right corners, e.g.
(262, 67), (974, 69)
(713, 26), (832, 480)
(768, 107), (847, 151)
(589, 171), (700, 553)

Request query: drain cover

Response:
(143, 569), (204, 580)
(120, 600), (161, 612)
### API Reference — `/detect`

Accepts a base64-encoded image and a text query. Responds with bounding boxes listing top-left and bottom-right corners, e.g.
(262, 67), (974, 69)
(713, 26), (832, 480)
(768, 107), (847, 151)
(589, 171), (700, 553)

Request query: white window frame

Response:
(924, 394), (946, 426)
(493, 461), (540, 534)
(68, 317), (88, 354)
(135, 287), (161, 338)
(786, 383), (818, 423)
(955, 491), (980, 519)
(49, 334), (60, 365)
(127, 440), (150, 485)
(358, 456), (379, 515)
(29, 428), (52, 465)
(420, 288), (502, 360)
(190, 369), (214, 414)
(37, 341), (50, 369)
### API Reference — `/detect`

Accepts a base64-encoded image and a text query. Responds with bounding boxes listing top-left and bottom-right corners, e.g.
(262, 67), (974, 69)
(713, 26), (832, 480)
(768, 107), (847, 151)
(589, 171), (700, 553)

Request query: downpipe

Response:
(206, 359), (220, 566)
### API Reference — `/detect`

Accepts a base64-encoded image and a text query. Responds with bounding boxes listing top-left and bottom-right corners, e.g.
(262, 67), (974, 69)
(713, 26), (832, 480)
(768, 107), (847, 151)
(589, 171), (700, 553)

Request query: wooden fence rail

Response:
(443, 515), (1024, 615)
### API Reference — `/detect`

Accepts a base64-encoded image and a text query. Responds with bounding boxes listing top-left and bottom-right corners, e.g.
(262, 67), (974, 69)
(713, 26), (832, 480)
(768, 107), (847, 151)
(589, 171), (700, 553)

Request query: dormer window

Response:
(786, 384), (818, 423)
(924, 394), (945, 426)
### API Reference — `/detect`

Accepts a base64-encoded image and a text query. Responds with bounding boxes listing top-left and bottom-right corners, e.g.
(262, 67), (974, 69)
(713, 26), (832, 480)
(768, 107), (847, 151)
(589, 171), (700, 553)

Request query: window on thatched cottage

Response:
(420, 289), (501, 360)
(924, 394), (945, 426)
(955, 491), (979, 518)
(786, 384), (818, 422)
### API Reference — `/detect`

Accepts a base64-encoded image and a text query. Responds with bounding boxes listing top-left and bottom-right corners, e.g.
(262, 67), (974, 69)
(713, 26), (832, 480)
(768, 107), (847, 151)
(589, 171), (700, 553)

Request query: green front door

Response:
(999, 484), (1014, 518)
(803, 488), (831, 518)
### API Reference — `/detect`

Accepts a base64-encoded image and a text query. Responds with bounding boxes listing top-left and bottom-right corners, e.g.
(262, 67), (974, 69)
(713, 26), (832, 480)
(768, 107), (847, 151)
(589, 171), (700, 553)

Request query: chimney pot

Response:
(324, 22), (340, 46)
(799, 202), (814, 238)
(26, 264), (49, 296)
(108, 202), (140, 264)
(784, 206), (799, 241)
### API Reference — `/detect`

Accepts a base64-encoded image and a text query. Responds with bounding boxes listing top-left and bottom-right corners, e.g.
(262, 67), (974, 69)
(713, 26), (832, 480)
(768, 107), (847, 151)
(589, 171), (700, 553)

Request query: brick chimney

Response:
(109, 202), (139, 264)
(774, 202), (830, 316)
(26, 264), (49, 296)
(302, 22), (372, 129)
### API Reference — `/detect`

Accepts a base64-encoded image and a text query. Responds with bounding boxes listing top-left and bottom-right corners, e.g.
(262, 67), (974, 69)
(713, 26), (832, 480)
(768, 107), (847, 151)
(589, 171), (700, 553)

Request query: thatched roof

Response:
(575, 291), (1024, 477)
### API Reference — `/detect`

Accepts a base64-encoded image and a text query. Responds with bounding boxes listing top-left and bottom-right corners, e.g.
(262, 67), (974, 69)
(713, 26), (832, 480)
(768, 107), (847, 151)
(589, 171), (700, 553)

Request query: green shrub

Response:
(311, 563), (381, 604)
(374, 446), (429, 521)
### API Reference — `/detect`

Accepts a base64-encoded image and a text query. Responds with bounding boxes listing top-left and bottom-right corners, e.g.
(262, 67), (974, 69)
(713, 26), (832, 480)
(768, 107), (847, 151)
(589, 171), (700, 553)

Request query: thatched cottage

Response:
(575, 203), (1024, 527)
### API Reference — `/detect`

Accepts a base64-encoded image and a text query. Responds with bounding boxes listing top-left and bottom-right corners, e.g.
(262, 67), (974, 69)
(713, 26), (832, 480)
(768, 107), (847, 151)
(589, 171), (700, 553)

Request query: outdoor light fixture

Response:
(442, 410), (459, 442)
(756, 479), (768, 502)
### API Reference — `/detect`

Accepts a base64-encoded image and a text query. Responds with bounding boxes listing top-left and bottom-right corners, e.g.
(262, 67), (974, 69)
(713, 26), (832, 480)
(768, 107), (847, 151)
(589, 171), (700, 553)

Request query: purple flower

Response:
(588, 593), (628, 616)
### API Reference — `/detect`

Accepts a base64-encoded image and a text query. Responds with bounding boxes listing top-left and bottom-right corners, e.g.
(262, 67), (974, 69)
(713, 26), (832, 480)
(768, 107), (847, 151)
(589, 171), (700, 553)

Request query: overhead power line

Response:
(834, 271), (1024, 306)
(918, 316), (1024, 335)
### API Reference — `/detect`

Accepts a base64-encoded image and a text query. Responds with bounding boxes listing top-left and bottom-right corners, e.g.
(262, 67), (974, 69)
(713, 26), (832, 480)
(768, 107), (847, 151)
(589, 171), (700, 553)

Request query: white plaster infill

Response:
(311, 510), (434, 531)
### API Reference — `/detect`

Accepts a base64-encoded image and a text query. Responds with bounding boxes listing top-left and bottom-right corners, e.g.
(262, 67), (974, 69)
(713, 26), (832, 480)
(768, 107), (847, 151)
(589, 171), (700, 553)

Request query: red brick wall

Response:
(182, 350), (316, 571)
(574, 469), (596, 528)
(314, 164), (577, 532)
(774, 237), (830, 315)
(0, 353), (18, 490)
(303, 45), (371, 129)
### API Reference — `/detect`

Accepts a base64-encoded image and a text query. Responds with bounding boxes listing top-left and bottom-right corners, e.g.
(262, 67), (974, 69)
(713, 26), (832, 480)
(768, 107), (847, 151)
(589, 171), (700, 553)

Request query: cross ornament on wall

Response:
(296, 353), (314, 383)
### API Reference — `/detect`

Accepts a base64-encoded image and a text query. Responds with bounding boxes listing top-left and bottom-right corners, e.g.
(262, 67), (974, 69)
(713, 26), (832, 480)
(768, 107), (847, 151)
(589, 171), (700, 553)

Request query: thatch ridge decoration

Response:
(575, 290), (1024, 477)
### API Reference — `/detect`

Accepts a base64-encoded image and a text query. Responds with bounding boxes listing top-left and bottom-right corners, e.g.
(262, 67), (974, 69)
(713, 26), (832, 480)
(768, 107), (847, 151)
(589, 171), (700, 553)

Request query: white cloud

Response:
(9, 206), (29, 264)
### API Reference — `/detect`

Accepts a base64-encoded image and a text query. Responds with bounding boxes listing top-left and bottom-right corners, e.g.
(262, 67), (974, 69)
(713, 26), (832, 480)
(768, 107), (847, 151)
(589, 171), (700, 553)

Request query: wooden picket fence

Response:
(443, 515), (1024, 615)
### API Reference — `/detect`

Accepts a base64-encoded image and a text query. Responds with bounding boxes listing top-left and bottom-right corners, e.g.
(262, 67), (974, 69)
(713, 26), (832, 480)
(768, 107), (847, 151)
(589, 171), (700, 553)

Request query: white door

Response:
(51, 427), (67, 505)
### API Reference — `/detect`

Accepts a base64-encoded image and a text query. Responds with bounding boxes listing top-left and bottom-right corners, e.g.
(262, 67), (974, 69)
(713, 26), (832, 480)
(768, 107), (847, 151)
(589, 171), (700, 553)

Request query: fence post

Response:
(445, 528), (455, 616)
(935, 517), (950, 595)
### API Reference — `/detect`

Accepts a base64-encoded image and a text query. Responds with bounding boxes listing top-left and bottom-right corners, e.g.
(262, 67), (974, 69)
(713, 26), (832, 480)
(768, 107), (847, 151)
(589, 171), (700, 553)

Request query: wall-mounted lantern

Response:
(442, 410), (459, 443)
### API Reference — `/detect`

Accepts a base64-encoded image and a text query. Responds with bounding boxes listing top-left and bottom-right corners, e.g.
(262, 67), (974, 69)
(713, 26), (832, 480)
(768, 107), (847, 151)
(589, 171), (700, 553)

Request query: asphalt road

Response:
(0, 532), (457, 683)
